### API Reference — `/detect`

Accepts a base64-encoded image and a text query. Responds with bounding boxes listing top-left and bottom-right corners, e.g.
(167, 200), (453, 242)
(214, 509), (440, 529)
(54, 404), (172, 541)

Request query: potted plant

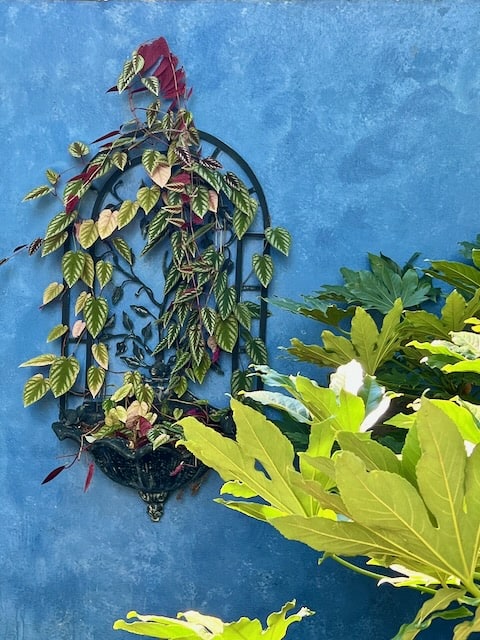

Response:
(7, 36), (291, 519)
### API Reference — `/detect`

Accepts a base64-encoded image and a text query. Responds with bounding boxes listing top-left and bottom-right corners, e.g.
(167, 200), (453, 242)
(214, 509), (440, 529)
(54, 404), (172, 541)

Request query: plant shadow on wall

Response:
(167, 243), (480, 639)
(3, 36), (291, 521)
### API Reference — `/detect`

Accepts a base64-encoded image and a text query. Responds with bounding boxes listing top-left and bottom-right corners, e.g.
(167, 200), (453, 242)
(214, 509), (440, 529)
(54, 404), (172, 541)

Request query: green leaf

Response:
(245, 336), (268, 365)
(42, 282), (64, 306)
(234, 302), (252, 330)
(137, 185), (160, 214)
(62, 251), (86, 288)
(252, 253), (274, 288)
(216, 285), (237, 320)
(87, 366), (105, 398)
(46, 324), (69, 343)
(95, 260), (114, 289)
(20, 353), (57, 367)
(142, 149), (167, 174)
(117, 200), (139, 229)
(41, 231), (68, 257)
(22, 185), (53, 201)
(81, 253), (95, 288)
(77, 220), (99, 250)
(23, 374), (50, 406)
(147, 209), (170, 243)
(84, 296), (108, 338)
(190, 185), (210, 218)
(200, 307), (217, 335)
(215, 316), (239, 352)
(233, 207), (256, 240)
(117, 58), (136, 93)
(141, 75), (160, 96)
(46, 168), (60, 185)
(68, 141), (89, 158)
(45, 212), (75, 239)
(91, 342), (109, 369)
(112, 237), (133, 265)
(49, 356), (80, 398)
(265, 227), (292, 256)
(427, 260), (480, 298)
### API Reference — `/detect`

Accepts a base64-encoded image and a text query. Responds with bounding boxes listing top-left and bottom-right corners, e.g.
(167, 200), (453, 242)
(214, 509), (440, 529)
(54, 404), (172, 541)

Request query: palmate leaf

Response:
(113, 600), (312, 639)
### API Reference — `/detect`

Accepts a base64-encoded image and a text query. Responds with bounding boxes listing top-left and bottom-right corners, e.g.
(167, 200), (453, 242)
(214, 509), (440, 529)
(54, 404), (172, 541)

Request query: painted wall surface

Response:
(0, 1), (479, 638)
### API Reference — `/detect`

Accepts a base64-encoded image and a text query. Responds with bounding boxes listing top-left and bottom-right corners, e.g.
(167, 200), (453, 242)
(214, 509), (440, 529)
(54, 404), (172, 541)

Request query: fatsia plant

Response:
(178, 390), (480, 638)
(113, 601), (313, 639)
(6, 36), (291, 452)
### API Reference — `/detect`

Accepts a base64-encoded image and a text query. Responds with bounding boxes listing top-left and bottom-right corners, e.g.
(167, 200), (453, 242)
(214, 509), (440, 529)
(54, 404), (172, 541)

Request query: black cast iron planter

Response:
(52, 420), (208, 521)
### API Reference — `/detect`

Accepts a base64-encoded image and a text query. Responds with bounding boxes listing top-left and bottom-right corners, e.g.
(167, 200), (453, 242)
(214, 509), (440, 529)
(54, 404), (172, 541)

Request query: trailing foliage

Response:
(9, 36), (291, 456)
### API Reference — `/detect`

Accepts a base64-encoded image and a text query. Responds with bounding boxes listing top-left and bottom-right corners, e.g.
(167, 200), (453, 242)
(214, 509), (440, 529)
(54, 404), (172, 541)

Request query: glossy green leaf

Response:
(49, 356), (80, 398)
(142, 149), (167, 174)
(23, 374), (50, 406)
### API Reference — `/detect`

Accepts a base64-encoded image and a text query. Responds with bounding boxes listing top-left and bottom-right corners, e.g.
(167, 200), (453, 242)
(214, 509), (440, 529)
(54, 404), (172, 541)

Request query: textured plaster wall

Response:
(0, 1), (479, 638)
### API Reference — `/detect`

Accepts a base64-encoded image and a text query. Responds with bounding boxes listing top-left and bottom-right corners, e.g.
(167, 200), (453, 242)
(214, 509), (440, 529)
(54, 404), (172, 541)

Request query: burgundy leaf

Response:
(83, 463), (95, 493)
(169, 462), (185, 477)
(65, 195), (80, 215)
(41, 464), (67, 485)
(91, 129), (121, 144)
(138, 417), (153, 437)
(212, 347), (221, 364)
(138, 36), (171, 71)
(13, 244), (28, 253)
(28, 238), (43, 255)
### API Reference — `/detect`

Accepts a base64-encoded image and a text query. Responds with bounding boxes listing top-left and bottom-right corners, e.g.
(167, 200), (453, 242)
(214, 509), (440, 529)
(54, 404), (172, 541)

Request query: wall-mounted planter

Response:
(15, 37), (290, 520)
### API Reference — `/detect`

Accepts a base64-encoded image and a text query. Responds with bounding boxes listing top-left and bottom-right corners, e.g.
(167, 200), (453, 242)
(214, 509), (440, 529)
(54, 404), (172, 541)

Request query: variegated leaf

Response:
(46, 324), (69, 343)
(215, 315), (239, 352)
(95, 260), (114, 289)
(43, 282), (64, 306)
(190, 185), (210, 218)
(150, 164), (172, 188)
(201, 307), (218, 335)
(117, 200), (139, 229)
(20, 353), (57, 367)
(49, 356), (80, 398)
(234, 302), (252, 330)
(45, 212), (76, 239)
(97, 208), (118, 239)
(252, 253), (274, 288)
(137, 185), (161, 214)
(92, 342), (109, 369)
(111, 151), (128, 171)
(22, 185), (53, 201)
(68, 141), (89, 158)
(265, 226), (292, 256)
(142, 76), (160, 96)
(233, 207), (256, 240)
(46, 168), (60, 185)
(216, 285), (237, 320)
(245, 336), (268, 365)
(81, 253), (95, 288)
(112, 237), (133, 265)
(62, 251), (86, 288)
(84, 296), (108, 338)
(87, 366), (105, 398)
(142, 150), (167, 174)
(41, 231), (68, 257)
(23, 374), (50, 406)
(77, 219), (99, 249)
(75, 291), (91, 315)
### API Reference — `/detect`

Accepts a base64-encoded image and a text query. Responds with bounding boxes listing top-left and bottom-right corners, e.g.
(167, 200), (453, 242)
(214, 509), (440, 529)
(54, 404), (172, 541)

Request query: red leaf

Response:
(91, 129), (121, 144)
(83, 463), (95, 493)
(138, 36), (171, 71)
(138, 417), (153, 437)
(169, 462), (185, 477)
(212, 347), (221, 364)
(65, 195), (80, 215)
(41, 464), (67, 485)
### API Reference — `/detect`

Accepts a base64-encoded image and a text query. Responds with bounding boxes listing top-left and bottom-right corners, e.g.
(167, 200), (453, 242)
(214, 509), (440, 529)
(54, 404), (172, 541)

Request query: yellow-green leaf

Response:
(20, 353), (57, 367)
(41, 231), (68, 257)
(78, 219), (99, 249)
(81, 253), (95, 288)
(214, 315), (239, 352)
(62, 251), (86, 288)
(92, 342), (109, 369)
(84, 296), (108, 338)
(265, 226), (292, 256)
(97, 208), (118, 239)
(46, 324), (69, 343)
(112, 237), (133, 265)
(252, 253), (274, 288)
(75, 291), (91, 315)
(137, 185), (161, 214)
(23, 374), (50, 406)
(22, 185), (53, 201)
(42, 282), (64, 306)
(95, 260), (114, 289)
(49, 356), (80, 398)
(87, 366), (105, 398)
(111, 151), (128, 171)
(45, 211), (76, 239)
(117, 200), (139, 229)
(68, 141), (89, 158)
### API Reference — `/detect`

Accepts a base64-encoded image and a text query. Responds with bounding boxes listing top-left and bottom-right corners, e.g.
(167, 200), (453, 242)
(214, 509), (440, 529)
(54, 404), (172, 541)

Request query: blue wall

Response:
(1, 1), (479, 638)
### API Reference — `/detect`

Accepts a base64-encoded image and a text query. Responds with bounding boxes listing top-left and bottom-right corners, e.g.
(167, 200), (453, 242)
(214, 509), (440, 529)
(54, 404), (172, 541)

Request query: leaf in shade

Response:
(83, 463), (95, 493)
(91, 130), (121, 144)
(42, 465), (67, 485)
